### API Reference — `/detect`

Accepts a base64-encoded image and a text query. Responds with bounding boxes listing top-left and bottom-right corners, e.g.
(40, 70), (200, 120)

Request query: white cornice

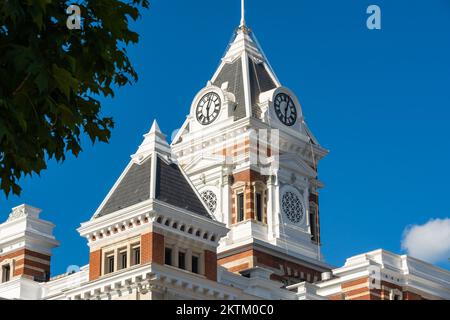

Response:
(319, 249), (450, 300)
(78, 198), (228, 248)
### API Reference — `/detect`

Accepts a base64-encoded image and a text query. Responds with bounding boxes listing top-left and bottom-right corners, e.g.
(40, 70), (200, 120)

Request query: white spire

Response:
(240, 0), (246, 27)
(132, 119), (171, 162)
(149, 119), (161, 134)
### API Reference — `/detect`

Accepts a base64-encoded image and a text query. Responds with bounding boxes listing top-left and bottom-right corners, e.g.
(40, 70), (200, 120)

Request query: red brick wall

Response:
(218, 248), (325, 283)
(218, 249), (253, 265)
(204, 250), (217, 282)
(141, 232), (164, 265)
(0, 249), (51, 281)
(231, 170), (268, 225)
(141, 233), (152, 264)
(404, 291), (423, 300)
(254, 250), (323, 282)
(152, 232), (165, 265)
(0, 249), (50, 264)
(331, 278), (427, 300)
(233, 170), (266, 184)
(341, 277), (368, 289)
(89, 250), (102, 281)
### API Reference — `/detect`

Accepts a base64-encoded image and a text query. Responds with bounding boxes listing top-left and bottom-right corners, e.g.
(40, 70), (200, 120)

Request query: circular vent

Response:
(281, 191), (304, 224)
(201, 190), (218, 213)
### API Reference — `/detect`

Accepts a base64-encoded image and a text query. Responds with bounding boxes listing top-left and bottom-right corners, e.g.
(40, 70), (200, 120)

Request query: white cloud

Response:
(401, 218), (450, 264)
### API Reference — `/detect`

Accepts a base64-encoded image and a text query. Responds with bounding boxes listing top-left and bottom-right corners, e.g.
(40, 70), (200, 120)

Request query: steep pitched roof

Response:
(155, 158), (210, 218)
(211, 25), (280, 120)
(213, 57), (245, 119)
(248, 56), (277, 117)
(94, 121), (212, 220)
(96, 157), (152, 218)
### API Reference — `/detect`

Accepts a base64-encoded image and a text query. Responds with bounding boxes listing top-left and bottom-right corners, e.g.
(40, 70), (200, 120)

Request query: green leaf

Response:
(0, 0), (148, 198)
(52, 64), (78, 98)
(34, 72), (48, 93)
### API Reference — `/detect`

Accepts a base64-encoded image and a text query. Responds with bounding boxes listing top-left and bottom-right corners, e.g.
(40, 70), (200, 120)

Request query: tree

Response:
(0, 0), (149, 197)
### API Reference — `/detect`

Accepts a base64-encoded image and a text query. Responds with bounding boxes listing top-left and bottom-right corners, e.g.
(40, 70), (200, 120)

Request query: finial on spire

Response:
(132, 119), (171, 162)
(240, 0), (246, 27)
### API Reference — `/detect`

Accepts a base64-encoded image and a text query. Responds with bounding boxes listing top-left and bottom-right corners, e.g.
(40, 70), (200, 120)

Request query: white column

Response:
(114, 248), (119, 271)
(222, 171), (231, 226)
(242, 52), (252, 118)
(199, 252), (205, 275)
(304, 185), (310, 230)
(173, 246), (178, 267)
(127, 243), (132, 267)
(186, 249), (193, 272)
(267, 175), (276, 241)
(274, 176), (282, 239)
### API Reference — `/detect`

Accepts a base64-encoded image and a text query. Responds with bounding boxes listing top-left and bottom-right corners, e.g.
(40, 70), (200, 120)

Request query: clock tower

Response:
(171, 1), (331, 285)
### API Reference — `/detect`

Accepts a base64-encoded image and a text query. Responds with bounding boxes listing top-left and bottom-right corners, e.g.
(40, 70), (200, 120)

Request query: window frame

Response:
(1, 263), (11, 283)
(131, 244), (141, 266)
(191, 254), (200, 274)
(118, 248), (127, 270)
(165, 247), (173, 266)
(255, 192), (263, 222)
(237, 192), (245, 222)
(100, 236), (141, 277)
(105, 252), (115, 275)
(252, 181), (267, 224)
(178, 250), (186, 270)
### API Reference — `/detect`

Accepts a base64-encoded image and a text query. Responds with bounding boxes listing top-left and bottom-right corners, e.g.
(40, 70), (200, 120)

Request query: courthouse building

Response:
(0, 2), (449, 300)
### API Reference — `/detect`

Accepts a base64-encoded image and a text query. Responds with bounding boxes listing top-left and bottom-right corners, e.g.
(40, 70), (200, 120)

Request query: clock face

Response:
(281, 190), (304, 224)
(196, 92), (221, 126)
(274, 93), (297, 126)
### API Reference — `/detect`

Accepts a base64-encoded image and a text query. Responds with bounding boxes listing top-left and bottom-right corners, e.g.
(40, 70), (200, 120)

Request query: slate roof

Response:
(248, 57), (277, 117)
(96, 157), (152, 218)
(155, 158), (210, 218)
(213, 57), (246, 120)
(213, 56), (277, 120)
(95, 155), (212, 219)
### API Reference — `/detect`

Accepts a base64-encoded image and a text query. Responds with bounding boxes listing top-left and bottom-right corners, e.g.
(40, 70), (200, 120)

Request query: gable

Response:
(183, 154), (225, 174)
(279, 154), (318, 179)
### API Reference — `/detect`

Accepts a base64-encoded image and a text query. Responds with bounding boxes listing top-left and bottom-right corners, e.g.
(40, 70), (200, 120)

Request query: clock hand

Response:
(284, 102), (289, 123)
(205, 95), (213, 121)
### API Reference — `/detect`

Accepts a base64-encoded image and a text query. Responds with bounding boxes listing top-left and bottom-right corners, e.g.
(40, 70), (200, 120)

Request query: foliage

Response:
(0, 0), (149, 196)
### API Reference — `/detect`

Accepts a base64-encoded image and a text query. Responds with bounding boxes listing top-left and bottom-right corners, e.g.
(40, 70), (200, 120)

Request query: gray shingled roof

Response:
(96, 157), (152, 218)
(213, 57), (277, 120)
(155, 158), (211, 218)
(213, 57), (246, 120)
(95, 156), (212, 219)
(248, 57), (277, 118)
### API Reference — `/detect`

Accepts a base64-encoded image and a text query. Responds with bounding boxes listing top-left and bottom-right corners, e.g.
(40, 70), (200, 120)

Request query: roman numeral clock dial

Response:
(274, 93), (297, 126)
(196, 92), (221, 126)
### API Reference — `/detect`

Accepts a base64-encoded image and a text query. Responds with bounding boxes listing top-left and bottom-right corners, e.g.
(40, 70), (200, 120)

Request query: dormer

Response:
(78, 121), (229, 283)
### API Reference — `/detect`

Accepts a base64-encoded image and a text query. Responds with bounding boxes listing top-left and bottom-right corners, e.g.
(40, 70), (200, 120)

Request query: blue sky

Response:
(1, 0), (450, 275)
